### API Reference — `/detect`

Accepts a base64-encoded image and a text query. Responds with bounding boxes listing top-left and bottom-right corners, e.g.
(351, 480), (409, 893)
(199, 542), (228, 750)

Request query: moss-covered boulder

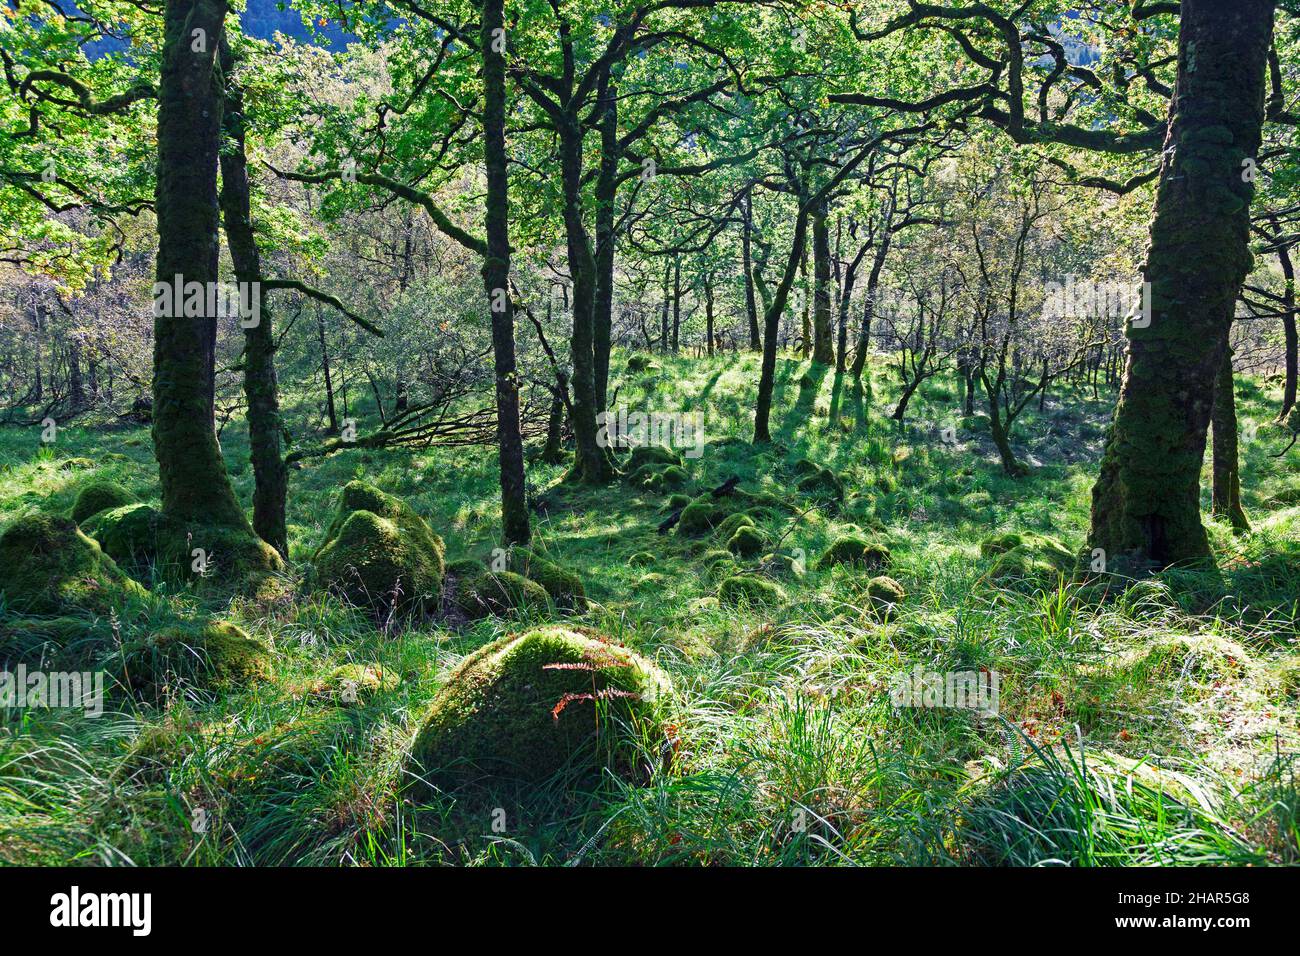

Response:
(982, 531), (1076, 583)
(658, 464), (689, 488)
(714, 511), (757, 541)
(119, 620), (270, 698)
(718, 574), (785, 607)
(407, 626), (671, 791)
(628, 444), (681, 471)
(759, 551), (807, 580)
(678, 498), (726, 535)
(664, 493), (691, 512)
(817, 535), (890, 571)
(629, 551), (657, 568)
(71, 480), (134, 524)
(0, 513), (147, 615)
(87, 503), (282, 590)
(299, 662), (401, 704)
(450, 568), (549, 620)
(727, 525), (766, 558)
(865, 575), (905, 614)
(626, 354), (654, 373)
(507, 547), (587, 610)
(315, 482), (445, 614)
(796, 465), (845, 500)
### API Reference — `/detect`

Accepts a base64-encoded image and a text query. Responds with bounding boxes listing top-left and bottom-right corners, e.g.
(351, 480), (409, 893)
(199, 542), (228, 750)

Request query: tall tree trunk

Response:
(152, 0), (248, 529)
(850, 235), (890, 380)
(754, 210), (811, 443)
(559, 119), (613, 483)
(704, 274), (715, 357)
(671, 256), (681, 353)
(593, 67), (618, 412)
(317, 307), (338, 434)
(218, 37), (287, 556)
(811, 202), (834, 365)
(1089, 0), (1272, 569)
(1274, 228), (1297, 420)
(482, 0), (530, 544)
(743, 191), (761, 350)
(1212, 347), (1250, 532)
(659, 260), (671, 352)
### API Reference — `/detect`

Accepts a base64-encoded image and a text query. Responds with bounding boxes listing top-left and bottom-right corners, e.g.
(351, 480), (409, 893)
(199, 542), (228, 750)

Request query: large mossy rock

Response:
(727, 525), (766, 558)
(981, 531), (1076, 583)
(86, 503), (282, 589)
(0, 513), (147, 615)
(817, 535), (890, 571)
(407, 626), (670, 792)
(314, 481), (445, 614)
(627, 445), (682, 472)
(507, 547), (587, 610)
(678, 497), (727, 535)
(71, 480), (134, 524)
(119, 620), (271, 698)
(449, 568), (550, 620)
(718, 574), (785, 607)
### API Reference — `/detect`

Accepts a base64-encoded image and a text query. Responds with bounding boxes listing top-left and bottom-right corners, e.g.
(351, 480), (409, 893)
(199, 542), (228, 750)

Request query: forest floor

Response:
(2, 351), (1299, 865)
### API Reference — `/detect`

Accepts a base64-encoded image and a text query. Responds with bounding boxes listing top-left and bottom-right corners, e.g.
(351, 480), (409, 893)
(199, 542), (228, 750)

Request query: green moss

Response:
(407, 626), (670, 791)
(718, 574), (785, 607)
(727, 525), (766, 558)
(658, 465), (689, 488)
(796, 466), (845, 500)
(626, 354), (653, 372)
(678, 498), (725, 535)
(627, 445), (682, 471)
(450, 569), (549, 620)
(714, 512), (757, 540)
(980, 532), (1024, 557)
(664, 493), (691, 512)
(315, 484), (445, 614)
(865, 575), (905, 613)
(0, 513), (147, 615)
(982, 532), (1076, 582)
(71, 480), (134, 524)
(507, 547), (587, 610)
(119, 620), (270, 698)
(626, 463), (667, 488)
(759, 551), (806, 580)
(817, 536), (890, 571)
(303, 662), (400, 704)
(629, 551), (657, 567)
(88, 502), (282, 591)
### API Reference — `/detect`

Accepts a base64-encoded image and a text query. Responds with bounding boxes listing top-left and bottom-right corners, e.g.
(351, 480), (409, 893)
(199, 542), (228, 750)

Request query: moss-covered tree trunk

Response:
(152, 0), (248, 530)
(593, 68), (618, 413)
(754, 210), (810, 443)
(482, 0), (531, 545)
(1212, 347), (1250, 532)
(742, 191), (761, 350)
(218, 38), (287, 557)
(850, 233), (890, 380)
(558, 120), (614, 483)
(1088, 0), (1273, 569)
(811, 202), (834, 365)
(1274, 232), (1297, 420)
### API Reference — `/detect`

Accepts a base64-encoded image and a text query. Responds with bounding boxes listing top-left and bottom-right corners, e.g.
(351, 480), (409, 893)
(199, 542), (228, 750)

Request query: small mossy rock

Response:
(120, 620), (270, 698)
(718, 574), (785, 608)
(0, 513), (147, 615)
(316, 502), (444, 614)
(636, 571), (670, 589)
(793, 457), (821, 476)
(445, 558), (484, 578)
(507, 547), (587, 610)
(864, 576), (905, 616)
(759, 552), (806, 580)
(701, 549), (739, 582)
(714, 512), (757, 540)
(71, 480), (134, 524)
(817, 536), (890, 571)
(407, 626), (670, 791)
(86, 503), (163, 569)
(627, 463), (668, 488)
(727, 525), (766, 558)
(678, 498), (725, 535)
(58, 457), (94, 471)
(658, 465), (690, 488)
(979, 532), (1024, 557)
(664, 493), (691, 512)
(796, 466), (845, 500)
(629, 551), (657, 567)
(626, 354), (653, 372)
(451, 569), (549, 620)
(302, 663), (400, 704)
(627, 445), (682, 471)
(1268, 485), (1300, 507)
